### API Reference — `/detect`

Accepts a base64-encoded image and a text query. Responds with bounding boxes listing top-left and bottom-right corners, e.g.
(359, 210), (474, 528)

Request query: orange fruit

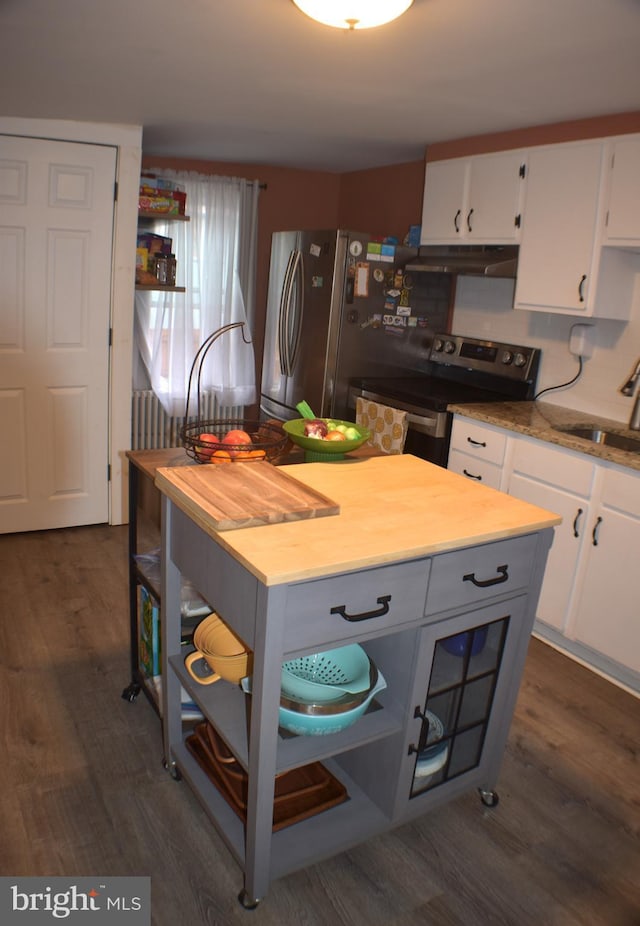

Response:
(325, 430), (346, 441)
(210, 449), (232, 464)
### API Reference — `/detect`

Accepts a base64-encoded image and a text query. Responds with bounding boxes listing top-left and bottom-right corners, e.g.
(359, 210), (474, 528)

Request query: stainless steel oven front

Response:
(347, 386), (452, 467)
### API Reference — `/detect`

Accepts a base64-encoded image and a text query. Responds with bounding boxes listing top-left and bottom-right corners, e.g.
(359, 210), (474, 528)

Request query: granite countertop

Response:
(447, 400), (640, 473)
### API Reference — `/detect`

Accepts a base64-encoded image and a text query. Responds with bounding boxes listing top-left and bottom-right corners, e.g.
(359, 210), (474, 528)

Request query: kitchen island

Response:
(155, 454), (560, 907)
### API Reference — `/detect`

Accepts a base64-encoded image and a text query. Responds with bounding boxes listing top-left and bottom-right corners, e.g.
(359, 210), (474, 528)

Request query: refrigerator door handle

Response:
(287, 249), (304, 373)
(278, 250), (297, 376)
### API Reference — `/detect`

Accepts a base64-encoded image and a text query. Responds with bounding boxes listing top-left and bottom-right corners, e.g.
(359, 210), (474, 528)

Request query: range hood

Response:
(406, 245), (519, 279)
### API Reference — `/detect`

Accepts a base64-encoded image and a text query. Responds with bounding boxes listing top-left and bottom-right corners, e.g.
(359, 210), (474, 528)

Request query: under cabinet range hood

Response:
(406, 245), (519, 279)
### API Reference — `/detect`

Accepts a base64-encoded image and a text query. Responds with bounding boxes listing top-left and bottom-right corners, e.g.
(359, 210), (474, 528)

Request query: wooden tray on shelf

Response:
(185, 722), (348, 831)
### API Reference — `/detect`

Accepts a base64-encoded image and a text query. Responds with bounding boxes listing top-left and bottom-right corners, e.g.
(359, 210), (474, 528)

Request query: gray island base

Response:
(155, 454), (559, 907)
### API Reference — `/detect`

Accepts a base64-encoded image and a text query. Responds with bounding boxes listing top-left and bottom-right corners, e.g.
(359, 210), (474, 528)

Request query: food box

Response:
(138, 194), (181, 215)
(139, 586), (160, 678)
(137, 232), (173, 256)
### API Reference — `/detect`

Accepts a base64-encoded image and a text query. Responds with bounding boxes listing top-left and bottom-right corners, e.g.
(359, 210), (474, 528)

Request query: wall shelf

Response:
(135, 284), (186, 293)
(138, 210), (190, 222)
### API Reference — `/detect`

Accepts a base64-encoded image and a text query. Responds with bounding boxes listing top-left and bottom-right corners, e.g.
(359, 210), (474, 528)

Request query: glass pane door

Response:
(410, 617), (509, 797)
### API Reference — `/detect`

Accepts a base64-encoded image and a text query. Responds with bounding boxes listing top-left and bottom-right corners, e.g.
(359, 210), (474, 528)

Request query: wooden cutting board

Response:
(155, 460), (340, 531)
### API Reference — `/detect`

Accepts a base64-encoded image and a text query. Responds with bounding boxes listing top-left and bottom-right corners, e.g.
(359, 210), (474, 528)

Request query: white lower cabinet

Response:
(508, 438), (596, 635)
(449, 414), (640, 690)
(569, 466), (640, 675)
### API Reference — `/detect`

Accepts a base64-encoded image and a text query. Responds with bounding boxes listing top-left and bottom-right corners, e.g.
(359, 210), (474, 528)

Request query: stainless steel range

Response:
(348, 333), (540, 467)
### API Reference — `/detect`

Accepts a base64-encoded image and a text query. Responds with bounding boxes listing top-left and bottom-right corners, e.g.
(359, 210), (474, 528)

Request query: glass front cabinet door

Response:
(401, 596), (531, 813)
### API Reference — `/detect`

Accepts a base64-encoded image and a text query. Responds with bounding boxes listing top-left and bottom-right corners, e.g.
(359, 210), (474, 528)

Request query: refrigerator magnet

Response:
(397, 305), (411, 317)
(373, 268), (385, 283)
(354, 262), (369, 297)
(349, 240), (363, 257)
(311, 275), (323, 288)
(309, 243), (321, 257)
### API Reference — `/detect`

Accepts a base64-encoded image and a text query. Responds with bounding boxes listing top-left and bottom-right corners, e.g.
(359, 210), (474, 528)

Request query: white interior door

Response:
(0, 135), (116, 533)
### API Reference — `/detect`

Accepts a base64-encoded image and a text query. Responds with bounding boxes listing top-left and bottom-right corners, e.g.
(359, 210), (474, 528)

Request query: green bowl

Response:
(282, 418), (371, 455)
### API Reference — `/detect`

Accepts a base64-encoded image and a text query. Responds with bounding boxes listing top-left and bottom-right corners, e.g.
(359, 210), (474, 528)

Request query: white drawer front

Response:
(426, 534), (538, 615)
(450, 418), (507, 465)
(602, 465), (640, 518)
(448, 450), (503, 490)
(511, 436), (595, 496)
(283, 558), (430, 652)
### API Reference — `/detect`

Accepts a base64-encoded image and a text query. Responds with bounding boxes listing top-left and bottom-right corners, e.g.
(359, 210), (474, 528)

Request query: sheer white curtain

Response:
(134, 172), (260, 417)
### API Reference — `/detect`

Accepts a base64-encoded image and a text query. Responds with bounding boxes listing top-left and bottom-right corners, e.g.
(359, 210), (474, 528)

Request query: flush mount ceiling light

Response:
(292, 0), (414, 30)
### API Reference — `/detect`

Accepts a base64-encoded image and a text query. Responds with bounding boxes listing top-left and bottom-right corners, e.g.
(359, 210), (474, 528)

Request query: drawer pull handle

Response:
(330, 594), (391, 622)
(463, 468), (482, 481)
(463, 565), (508, 588)
(467, 437), (487, 447)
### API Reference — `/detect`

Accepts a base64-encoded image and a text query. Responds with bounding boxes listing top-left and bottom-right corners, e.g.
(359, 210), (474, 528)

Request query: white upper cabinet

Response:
(420, 150), (526, 245)
(513, 139), (638, 319)
(602, 136), (640, 244)
(513, 140), (605, 315)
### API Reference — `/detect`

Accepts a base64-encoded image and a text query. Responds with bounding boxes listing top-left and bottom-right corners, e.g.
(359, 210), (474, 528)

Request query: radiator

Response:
(131, 390), (243, 450)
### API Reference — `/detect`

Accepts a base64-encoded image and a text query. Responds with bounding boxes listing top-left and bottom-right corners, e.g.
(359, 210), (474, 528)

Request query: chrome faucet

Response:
(620, 357), (640, 430)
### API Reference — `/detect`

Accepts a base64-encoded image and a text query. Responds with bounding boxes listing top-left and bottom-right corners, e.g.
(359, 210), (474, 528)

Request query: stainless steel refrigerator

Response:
(260, 229), (450, 422)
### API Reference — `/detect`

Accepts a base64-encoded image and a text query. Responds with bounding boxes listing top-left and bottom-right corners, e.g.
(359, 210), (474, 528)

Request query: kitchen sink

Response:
(557, 426), (640, 453)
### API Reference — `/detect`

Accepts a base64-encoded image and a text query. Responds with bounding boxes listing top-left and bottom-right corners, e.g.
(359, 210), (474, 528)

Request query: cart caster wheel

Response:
(238, 890), (260, 910)
(479, 788), (499, 808)
(121, 682), (140, 703)
(162, 759), (182, 781)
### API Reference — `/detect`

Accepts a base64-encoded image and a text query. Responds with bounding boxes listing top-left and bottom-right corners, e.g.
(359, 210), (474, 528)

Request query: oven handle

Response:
(349, 388), (446, 437)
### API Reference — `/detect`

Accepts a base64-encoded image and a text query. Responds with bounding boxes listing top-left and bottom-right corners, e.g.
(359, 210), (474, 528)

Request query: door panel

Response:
(0, 135), (116, 532)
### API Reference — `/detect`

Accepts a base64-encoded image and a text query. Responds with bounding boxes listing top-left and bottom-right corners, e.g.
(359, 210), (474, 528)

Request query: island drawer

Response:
(282, 558), (430, 652)
(425, 533), (538, 614)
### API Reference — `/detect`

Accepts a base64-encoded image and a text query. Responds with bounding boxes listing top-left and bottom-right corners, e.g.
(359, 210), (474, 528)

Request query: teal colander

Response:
(281, 643), (372, 703)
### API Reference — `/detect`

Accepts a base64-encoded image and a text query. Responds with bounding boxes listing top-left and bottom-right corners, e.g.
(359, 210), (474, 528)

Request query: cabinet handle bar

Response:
(573, 508), (583, 538)
(330, 595), (391, 622)
(463, 565), (509, 588)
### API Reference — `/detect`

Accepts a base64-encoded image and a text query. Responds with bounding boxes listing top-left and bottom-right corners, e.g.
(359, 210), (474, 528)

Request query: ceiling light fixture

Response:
(292, 0), (414, 30)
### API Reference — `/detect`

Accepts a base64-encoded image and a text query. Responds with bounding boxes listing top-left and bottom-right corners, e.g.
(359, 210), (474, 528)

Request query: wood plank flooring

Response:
(0, 524), (638, 925)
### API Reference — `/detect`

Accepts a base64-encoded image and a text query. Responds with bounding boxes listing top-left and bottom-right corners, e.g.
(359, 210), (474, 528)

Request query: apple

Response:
(195, 432), (221, 460)
(222, 428), (253, 457)
(325, 430), (346, 441)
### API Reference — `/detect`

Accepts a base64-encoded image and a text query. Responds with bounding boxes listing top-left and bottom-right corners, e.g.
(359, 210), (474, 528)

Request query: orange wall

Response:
(426, 110), (640, 161)
(338, 160), (426, 240)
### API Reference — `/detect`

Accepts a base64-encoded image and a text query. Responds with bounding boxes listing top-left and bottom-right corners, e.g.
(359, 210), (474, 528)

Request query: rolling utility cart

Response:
(155, 454), (559, 908)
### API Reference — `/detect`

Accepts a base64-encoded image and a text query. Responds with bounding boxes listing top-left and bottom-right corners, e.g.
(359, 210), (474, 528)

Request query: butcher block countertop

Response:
(156, 454), (560, 586)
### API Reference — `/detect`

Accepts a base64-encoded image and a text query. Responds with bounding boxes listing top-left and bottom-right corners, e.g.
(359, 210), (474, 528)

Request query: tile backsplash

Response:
(451, 274), (640, 425)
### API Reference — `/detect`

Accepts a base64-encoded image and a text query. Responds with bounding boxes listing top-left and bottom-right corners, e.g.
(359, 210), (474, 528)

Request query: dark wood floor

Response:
(1, 524), (638, 925)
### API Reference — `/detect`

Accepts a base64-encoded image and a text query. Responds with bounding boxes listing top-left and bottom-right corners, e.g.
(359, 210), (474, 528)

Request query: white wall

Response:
(451, 272), (640, 425)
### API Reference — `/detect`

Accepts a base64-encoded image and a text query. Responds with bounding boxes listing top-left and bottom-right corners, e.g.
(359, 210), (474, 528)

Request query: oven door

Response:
(347, 387), (452, 468)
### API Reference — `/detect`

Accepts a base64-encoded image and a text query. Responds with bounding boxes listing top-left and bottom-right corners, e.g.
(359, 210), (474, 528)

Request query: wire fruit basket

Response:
(180, 322), (288, 464)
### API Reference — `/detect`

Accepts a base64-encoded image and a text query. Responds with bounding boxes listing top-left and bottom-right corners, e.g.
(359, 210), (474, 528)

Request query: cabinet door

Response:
(404, 597), (530, 802)
(509, 474), (588, 633)
(466, 150), (525, 243)
(603, 136), (640, 243)
(420, 158), (469, 243)
(571, 467), (640, 674)
(514, 141), (604, 314)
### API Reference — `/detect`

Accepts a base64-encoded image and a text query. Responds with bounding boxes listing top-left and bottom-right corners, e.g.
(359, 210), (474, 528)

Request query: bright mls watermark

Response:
(0, 878), (150, 924)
